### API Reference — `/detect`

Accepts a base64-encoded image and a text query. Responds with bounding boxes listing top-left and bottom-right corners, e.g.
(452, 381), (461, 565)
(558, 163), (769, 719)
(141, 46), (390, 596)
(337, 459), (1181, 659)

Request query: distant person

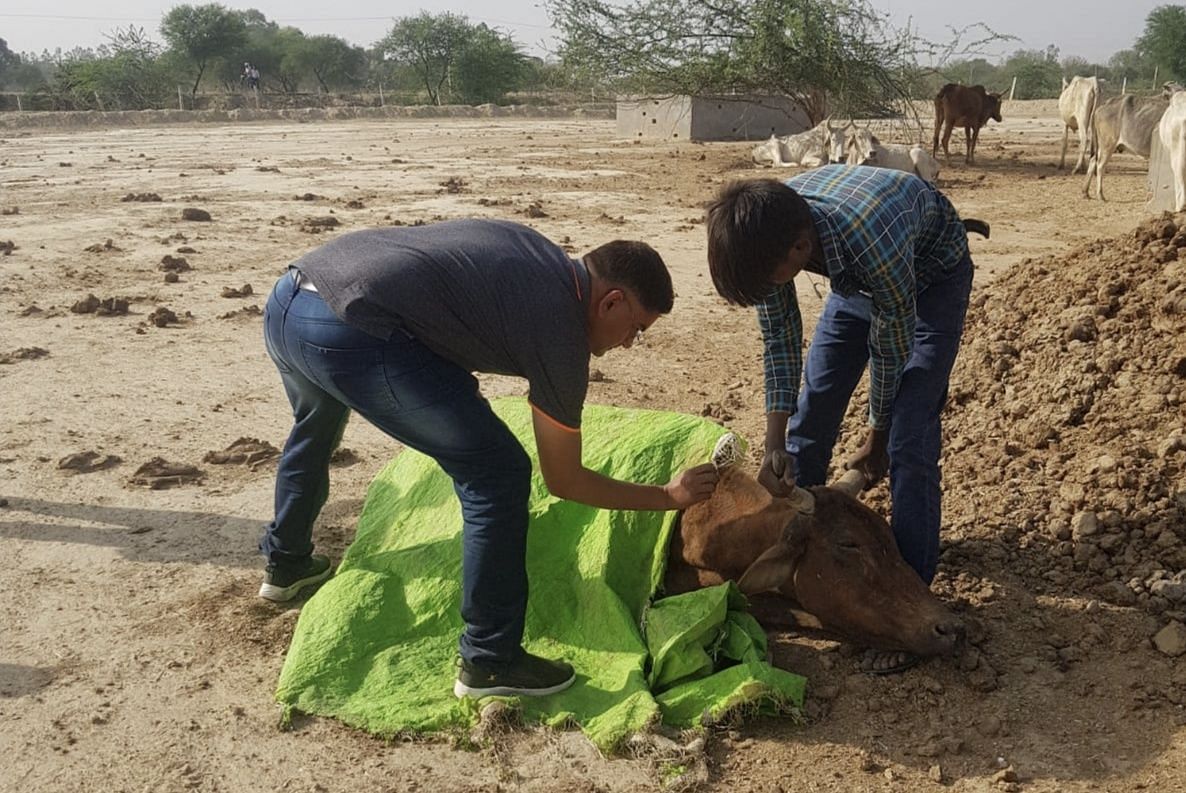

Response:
(248, 65), (260, 90)
(259, 219), (719, 698)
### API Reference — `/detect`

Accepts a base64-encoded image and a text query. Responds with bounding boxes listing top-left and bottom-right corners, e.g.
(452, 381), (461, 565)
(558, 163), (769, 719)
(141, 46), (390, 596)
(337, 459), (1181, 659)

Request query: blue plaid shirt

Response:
(758, 165), (969, 429)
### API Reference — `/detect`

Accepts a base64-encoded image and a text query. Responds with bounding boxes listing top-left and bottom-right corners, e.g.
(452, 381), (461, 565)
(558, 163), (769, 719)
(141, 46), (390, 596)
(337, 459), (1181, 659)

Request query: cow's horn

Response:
(787, 486), (816, 515)
(831, 468), (868, 497)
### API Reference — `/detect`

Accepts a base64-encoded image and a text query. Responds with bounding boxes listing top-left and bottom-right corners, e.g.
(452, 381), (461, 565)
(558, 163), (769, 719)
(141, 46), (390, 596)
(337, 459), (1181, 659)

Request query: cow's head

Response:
(824, 119), (852, 163)
(736, 486), (964, 657)
(985, 93), (1004, 123)
(845, 127), (878, 166)
(751, 135), (781, 166)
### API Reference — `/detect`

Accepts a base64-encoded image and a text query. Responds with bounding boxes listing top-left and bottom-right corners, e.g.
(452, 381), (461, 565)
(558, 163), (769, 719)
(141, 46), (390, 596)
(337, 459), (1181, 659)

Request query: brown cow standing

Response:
(667, 466), (964, 659)
(932, 83), (1004, 165)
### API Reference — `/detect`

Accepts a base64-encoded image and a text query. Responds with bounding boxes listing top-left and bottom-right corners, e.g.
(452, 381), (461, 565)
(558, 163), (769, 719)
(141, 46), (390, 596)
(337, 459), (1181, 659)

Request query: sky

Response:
(0, 1), (1170, 65)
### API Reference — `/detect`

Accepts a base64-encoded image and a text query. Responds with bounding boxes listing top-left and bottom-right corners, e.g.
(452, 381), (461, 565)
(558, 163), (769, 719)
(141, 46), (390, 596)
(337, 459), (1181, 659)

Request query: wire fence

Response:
(0, 87), (606, 113)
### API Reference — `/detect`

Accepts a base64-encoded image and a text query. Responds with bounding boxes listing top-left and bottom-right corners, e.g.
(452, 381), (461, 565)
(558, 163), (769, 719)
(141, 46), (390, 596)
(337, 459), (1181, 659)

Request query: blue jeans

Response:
(787, 257), (973, 584)
(262, 272), (532, 665)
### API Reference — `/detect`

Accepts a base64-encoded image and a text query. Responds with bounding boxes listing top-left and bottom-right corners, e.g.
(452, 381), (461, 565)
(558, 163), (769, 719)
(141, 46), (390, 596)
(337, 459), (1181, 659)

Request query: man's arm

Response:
(851, 242), (916, 485)
(756, 283), (804, 496)
(531, 408), (717, 511)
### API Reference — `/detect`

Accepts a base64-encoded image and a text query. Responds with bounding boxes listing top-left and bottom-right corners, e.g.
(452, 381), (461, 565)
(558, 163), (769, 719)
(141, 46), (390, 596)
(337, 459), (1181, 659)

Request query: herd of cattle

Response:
(752, 78), (1186, 213)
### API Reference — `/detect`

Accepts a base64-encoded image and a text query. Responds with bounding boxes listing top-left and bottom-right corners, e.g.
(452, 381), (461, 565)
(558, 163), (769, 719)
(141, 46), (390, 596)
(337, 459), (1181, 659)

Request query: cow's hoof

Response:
(859, 649), (921, 676)
(711, 432), (747, 470)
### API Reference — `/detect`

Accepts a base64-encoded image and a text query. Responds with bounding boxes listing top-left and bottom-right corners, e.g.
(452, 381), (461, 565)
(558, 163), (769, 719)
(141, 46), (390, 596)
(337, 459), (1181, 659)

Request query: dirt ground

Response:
(2, 100), (1184, 792)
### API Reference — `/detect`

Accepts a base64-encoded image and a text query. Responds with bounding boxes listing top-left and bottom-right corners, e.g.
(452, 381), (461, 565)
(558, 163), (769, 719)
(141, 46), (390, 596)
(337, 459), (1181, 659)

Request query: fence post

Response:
(178, 85), (184, 111)
(379, 83), (385, 107)
(1122, 76), (1127, 95)
(16, 93), (21, 112)
(1009, 76), (1017, 102)
(1153, 65), (1159, 90)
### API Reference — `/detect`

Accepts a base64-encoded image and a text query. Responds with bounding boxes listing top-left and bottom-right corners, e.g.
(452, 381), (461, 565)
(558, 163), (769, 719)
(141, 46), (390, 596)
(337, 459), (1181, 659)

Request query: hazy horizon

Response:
(0, 1), (1168, 66)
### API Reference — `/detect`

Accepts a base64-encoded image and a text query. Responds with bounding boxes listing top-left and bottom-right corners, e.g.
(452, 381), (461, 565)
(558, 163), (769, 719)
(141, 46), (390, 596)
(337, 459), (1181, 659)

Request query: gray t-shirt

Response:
(291, 219), (591, 429)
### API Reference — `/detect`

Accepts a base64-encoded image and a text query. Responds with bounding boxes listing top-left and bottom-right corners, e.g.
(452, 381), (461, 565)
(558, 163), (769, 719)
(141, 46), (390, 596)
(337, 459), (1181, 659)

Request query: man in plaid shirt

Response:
(706, 167), (974, 669)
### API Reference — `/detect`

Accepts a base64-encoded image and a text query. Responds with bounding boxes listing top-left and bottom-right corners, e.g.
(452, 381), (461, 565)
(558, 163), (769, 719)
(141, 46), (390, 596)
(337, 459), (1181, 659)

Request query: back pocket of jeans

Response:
(297, 340), (395, 410)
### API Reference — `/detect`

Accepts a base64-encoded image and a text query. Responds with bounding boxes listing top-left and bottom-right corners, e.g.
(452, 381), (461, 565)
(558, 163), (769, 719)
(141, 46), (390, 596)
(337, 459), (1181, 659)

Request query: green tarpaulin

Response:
(276, 398), (804, 751)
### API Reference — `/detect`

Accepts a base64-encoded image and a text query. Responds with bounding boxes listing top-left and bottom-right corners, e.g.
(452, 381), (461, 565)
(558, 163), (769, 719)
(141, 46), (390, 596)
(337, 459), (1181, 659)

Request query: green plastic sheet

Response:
(275, 398), (804, 751)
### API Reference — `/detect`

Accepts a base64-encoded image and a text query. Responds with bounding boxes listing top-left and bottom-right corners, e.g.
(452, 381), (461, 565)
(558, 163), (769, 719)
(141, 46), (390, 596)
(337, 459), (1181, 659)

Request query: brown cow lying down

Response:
(666, 465), (964, 660)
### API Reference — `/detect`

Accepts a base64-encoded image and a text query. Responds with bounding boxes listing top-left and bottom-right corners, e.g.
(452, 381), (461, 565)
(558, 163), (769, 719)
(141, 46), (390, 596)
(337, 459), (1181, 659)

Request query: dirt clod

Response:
(180, 208), (212, 222)
(129, 458), (204, 489)
(159, 255), (191, 273)
(147, 307), (178, 327)
(58, 451), (121, 473)
(0, 346), (49, 364)
(203, 438), (279, 470)
(84, 239), (121, 253)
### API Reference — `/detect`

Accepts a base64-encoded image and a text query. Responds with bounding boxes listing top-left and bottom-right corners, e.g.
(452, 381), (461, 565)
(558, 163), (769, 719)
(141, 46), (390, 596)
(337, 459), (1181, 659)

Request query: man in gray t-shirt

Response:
(258, 219), (718, 699)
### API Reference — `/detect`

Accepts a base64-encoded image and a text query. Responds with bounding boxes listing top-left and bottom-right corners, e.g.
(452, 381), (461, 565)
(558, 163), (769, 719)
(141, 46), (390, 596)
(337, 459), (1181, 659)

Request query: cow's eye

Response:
(837, 540), (860, 551)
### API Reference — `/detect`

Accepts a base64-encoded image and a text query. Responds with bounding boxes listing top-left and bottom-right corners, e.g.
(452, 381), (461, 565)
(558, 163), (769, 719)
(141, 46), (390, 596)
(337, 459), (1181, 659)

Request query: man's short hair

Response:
(706, 179), (814, 307)
(585, 240), (674, 314)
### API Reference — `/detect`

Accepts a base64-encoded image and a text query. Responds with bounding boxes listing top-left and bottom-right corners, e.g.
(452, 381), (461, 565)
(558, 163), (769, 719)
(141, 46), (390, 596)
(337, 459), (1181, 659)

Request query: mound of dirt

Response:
(943, 212), (1186, 613)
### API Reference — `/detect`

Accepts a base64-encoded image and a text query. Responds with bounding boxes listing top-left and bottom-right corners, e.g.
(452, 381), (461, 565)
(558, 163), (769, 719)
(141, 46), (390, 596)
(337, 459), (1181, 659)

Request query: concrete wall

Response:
(616, 96), (694, 140)
(616, 95), (810, 142)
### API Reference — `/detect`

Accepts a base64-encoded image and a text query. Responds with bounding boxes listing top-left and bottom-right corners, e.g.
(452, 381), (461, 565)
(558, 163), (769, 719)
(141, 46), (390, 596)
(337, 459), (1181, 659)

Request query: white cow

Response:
(1159, 90), (1186, 212)
(845, 127), (941, 183)
(1058, 75), (1099, 174)
(751, 119), (849, 167)
(1083, 93), (1170, 201)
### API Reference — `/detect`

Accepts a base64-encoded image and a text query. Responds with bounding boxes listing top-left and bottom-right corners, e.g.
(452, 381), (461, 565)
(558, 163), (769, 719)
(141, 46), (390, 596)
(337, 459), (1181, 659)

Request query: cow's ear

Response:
(737, 543), (795, 595)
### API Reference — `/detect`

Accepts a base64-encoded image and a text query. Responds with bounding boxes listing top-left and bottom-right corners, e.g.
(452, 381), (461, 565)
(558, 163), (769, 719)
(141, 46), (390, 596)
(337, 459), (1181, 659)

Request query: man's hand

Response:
(847, 428), (889, 487)
(758, 448), (798, 498)
(663, 463), (719, 509)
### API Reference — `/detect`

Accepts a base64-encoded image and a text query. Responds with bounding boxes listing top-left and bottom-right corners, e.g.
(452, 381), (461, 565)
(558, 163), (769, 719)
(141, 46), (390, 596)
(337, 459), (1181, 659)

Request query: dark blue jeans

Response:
(787, 257), (973, 584)
(262, 272), (532, 665)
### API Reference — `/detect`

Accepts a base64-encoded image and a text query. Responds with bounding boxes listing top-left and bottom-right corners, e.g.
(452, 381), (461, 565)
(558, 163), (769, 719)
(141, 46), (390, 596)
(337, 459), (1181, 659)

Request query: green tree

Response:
(454, 25), (526, 104)
(546, 0), (1005, 121)
(1000, 47), (1063, 99)
(378, 12), (471, 105)
(0, 38), (18, 86)
(299, 35), (367, 93)
(1137, 4), (1186, 83)
(1108, 48), (1157, 87)
(160, 3), (248, 98)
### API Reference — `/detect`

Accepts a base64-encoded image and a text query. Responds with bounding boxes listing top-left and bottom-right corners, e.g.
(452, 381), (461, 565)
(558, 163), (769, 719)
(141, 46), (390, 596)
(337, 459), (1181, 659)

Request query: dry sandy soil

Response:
(2, 100), (1184, 792)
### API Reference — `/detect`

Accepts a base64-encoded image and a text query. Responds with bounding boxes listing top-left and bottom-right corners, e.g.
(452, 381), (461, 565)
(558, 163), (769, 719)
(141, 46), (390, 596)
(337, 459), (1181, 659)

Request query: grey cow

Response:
(1083, 93), (1169, 201)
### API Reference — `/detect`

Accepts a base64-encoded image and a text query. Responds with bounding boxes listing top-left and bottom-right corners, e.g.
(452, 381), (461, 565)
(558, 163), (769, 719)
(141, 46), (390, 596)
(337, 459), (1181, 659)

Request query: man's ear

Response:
(596, 287), (625, 318)
(791, 231), (812, 256)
